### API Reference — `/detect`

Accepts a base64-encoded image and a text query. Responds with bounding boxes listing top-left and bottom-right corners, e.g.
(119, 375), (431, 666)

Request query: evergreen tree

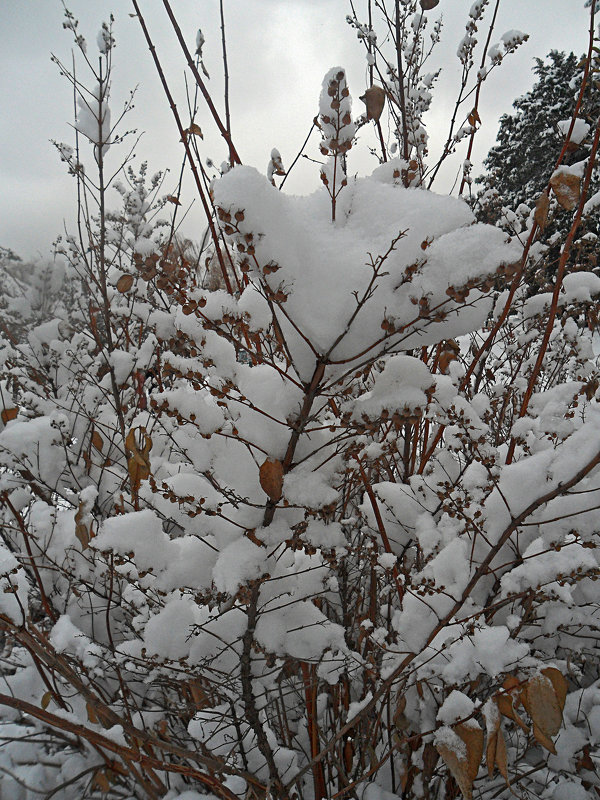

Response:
(478, 51), (597, 210)
(476, 51), (600, 306)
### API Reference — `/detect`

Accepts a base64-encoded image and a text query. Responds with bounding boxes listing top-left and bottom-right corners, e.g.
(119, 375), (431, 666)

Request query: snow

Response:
(557, 117), (590, 144)
(346, 692), (373, 723)
(351, 355), (435, 420)
(212, 163), (519, 380)
(501, 29), (528, 49)
(212, 536), (266, 594)
(49, 615), (101, 668)
(433, 725), (466, 758)
(437, 690), (475, 724)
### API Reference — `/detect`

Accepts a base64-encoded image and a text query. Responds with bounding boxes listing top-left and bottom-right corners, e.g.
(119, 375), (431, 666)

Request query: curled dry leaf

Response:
(116, 274), (134, 293)
(92, 772), (111, 793)
(549, 170), (580, 211)
(437, 721), (483, 800)
(1, 407), (18, 425)
(541, 667), (568, 712)
(259, 457), (284, 501)
(485, 708), (509, 785)
(520, 670), (566, 752)
(496, 677), (529, 733)
(125, 427), (153, 494)
(534, 190), (551, 230)
(75, 500), (92, 550)
(166, 195), (182, 206)
(188, 122), (204, 138)
(456, 722), (484, 784)
(91, 430), (104, 452)
(467, 108), (481, 127)
(360, 86), (386, 122)
(420, 0), (440, 7)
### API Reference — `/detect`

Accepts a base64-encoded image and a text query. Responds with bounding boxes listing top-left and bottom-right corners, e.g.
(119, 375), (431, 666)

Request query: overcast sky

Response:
(0, 0), (592, 262)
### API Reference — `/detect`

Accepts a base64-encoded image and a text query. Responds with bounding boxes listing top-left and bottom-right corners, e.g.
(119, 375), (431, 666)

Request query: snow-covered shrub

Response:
(1, 4), (600, 800)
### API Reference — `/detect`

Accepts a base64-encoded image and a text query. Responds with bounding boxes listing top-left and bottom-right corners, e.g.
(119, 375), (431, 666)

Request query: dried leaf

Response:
(456, 722), (484, 782)
(166, 195), (182, 206)
(549, 170), (580, 211)
(495, 728), (509, 782)
(486, 730), (497, 778)
(484, 702), (501, 778)
(75, 501), (91, 550)
(422, 742), (440, 782)
(541, 667), (568, 713)
(521, 672), (563, 738)
(486, 725), (509, 783)
(188, 678), (209, 708)
(1, 407), (18, 425)
(437, 736), (473, 800)
(437, 722), (483, 800)
(360, 86), (386, 122)
(259, 457), (284, 501)
(91, 430), (104, 453)
(438, 350), (458, 375)
(93, 771), (110, 792)
(534, 190), (551, 230)
(468, 108), (481, 127)
(41, 691), (52, 710)
(532, 723), (557, 755)
(116, 274), (134, 293)
(496, 690), (529, 733)
(188, 122), (203, 138)
(420, 0), (440, 7)
(125, 427), (152, 495)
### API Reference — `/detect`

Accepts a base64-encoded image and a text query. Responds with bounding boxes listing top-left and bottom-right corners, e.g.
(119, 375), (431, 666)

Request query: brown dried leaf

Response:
(468, 108), (481, 127)
(541, 667), (568, 713)
(549, 171), (581, 211)
(75, 501), (90, 550)
(422, 742), (440, 782)
(93, 772), (110, 792)
(495, 727), (509, 782)
(438, 350), (458, 375)
(360, 86), (386, 122)
(41, 691), (52, 710)
(486, 730), (497, 778)
(521, 672), (563, 738)
(91, 430), (104, 453)
(532, 723), (557, 755)
(534, 190), (551, 230)
(188, 678), (210, 708)
(486, 724), (509, 783)
(437, 737), (473, 800)
(437, 722), (484, 800)
(1, 407), (18, 425)
(259, 457), (284, 501)
(420, 0), (440, 7)
(116, 274), (134, 293)
(166, 195), (182, 206)
(456, 722), (484, 782)
(126, 427), (152, 494)
(497, 690), (529, 733)
(188, 122), (203, 138)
